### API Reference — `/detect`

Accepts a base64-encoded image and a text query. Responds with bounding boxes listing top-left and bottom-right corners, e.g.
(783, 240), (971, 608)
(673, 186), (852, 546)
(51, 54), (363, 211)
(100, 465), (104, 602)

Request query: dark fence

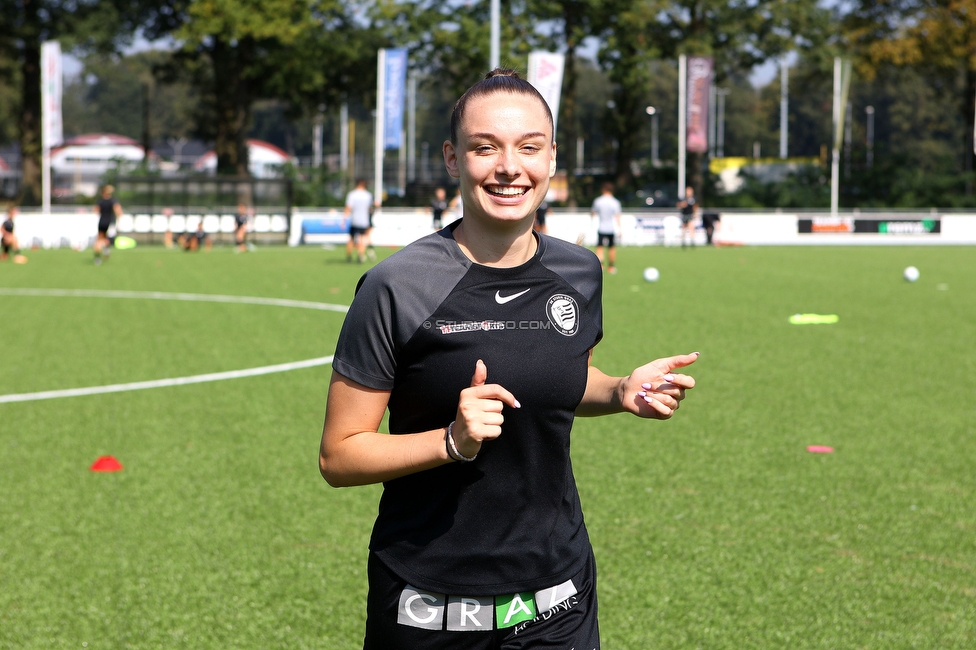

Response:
(112, 175), (294, 245)
(114, 175), (293, 218)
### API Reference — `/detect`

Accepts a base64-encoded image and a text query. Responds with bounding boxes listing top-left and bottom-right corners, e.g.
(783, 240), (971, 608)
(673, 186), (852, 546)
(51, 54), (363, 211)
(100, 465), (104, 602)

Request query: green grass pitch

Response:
(1, 242), (973, 648)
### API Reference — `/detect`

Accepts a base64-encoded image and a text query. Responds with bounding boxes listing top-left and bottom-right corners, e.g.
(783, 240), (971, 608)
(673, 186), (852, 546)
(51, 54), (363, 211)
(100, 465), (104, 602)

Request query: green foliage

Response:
(843, 0), (976, 188)
(708, 55), (976, 208)
(0, 53), (19, 146)
(594, 0), (832, 188)
(711, 165), (830, 209)
(141, 0), (382, 175)
(0, 0), (157, 202)
(62, 50), (199, 144)
(283, 163), (345, 207)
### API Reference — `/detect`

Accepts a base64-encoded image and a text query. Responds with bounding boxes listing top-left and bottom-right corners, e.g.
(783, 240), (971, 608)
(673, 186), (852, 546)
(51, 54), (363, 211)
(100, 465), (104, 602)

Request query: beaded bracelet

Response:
(445, 421), (478, 462)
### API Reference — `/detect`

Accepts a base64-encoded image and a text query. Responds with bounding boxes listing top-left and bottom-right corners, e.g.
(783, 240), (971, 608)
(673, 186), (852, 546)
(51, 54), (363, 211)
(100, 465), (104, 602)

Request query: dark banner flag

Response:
(687, 57), (713, 154)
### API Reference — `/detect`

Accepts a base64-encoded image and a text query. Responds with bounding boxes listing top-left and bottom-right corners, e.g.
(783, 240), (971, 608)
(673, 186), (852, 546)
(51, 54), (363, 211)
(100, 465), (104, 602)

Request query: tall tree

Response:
(145, 0), (381, 176)
(0, 0), (145, 204)
(372, 0), (547, 98)
(63, 50), (199, 144)
(845, 0), (976, 192)
(595, 0), (832, 194)
(520, 0), (605, 205)
(374, 0), (613, 202)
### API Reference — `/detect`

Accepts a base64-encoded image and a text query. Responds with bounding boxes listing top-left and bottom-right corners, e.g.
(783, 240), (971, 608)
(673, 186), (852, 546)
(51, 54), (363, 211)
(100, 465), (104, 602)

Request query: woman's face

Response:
(443, 91), (556, 227)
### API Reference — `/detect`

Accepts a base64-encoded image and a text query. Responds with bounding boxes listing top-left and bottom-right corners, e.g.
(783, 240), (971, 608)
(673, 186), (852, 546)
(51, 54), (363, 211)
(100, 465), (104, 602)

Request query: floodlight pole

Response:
(844, 101), (853, 178)
(340, 102), (349, 178)
(831, 57), (841, 216)
(42, 149), (51, 214)
(375, 49), (386, 207)
(407, 72), (417, 182)
(646, 106), (659, 167)
(678, 54), (687, 198)
(717, 88), (729, 158)
(779, 60), (788, 159)
(490, 0), (500, 69)
(313, 104), (324, 168)
(865, 106), (874, 168)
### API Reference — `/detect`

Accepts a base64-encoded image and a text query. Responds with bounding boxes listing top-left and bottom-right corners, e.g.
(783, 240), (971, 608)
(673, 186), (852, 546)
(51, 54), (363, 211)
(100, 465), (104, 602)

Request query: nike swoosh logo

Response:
(495, 289), (530, 304)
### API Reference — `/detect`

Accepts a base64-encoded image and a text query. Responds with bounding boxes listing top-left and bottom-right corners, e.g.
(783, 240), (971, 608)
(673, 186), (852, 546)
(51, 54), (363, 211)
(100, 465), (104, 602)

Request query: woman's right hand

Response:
(452, 360), (520, 458)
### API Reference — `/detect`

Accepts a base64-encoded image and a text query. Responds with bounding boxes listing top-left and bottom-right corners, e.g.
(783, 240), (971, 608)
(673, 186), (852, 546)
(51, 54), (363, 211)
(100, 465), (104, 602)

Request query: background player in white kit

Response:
(590, 182), (621, 274)
(344, 178), (374, 263)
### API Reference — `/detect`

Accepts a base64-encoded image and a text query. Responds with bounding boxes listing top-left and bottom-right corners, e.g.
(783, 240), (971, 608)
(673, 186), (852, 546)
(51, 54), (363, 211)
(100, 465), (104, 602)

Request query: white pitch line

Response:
(0, 288), (349, 313)
(0, 356), (334, 404)
(0, 288), (346, 404)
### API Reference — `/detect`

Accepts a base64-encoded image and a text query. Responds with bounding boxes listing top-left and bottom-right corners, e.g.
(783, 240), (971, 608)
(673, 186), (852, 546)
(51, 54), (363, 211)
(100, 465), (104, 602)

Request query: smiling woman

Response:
(443, 74), (557, 265)
(318, 68), (699, 650)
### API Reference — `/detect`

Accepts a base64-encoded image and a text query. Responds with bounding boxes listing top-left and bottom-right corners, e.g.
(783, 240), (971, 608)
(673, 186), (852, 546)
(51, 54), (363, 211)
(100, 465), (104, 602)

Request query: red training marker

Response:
(806, 445), (834, 454)
(90, 456), (123, 472)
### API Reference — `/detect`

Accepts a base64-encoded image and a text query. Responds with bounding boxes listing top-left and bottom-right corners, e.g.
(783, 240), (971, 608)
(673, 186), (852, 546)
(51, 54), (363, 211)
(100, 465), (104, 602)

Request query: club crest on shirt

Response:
(546, 294), (579, 336)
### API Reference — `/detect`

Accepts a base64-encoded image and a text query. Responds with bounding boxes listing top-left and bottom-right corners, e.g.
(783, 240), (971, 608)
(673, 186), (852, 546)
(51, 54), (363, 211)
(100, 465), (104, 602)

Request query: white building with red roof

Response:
(192, 139), (295, 178)
(51, 133), (153, 175)
(50, 133), (157, 197)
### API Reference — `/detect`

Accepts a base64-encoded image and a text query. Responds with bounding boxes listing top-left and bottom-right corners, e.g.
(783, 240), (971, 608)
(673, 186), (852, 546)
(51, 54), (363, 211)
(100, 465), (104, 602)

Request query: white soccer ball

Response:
(903, 266), (920, 282)
(643, 267), (660, 282)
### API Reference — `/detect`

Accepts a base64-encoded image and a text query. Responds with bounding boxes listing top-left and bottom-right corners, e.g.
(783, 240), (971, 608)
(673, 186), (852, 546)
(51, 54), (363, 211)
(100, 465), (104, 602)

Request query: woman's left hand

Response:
(620, 352), (699, 419)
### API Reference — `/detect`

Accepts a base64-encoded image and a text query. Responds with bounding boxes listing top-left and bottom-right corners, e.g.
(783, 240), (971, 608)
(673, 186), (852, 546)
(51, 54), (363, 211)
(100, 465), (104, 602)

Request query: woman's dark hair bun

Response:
(484, 68), (521, 80)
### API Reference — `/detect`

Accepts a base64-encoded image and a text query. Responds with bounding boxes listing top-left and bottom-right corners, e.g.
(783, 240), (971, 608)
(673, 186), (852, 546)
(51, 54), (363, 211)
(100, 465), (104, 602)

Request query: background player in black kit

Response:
(429, 187), (448, 229)
(677, 185), (699, 248)
(319, 69), (698, 650)
(234, 202), (250, 252)
(93, 184), (123, 265)
(2, 204), (26, 263)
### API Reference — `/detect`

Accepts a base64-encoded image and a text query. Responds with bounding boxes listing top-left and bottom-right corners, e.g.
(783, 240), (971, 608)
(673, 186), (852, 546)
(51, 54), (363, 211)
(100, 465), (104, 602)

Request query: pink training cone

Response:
(806, 445), (834, 454)
(90, 456), (123, 472)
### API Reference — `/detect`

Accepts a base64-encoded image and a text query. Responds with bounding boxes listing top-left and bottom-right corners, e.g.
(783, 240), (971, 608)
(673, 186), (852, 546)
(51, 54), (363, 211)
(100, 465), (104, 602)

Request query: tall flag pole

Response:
(374, 49), (386, 207)
(41, 40), (63, 214)
(374, 48), (408, 206)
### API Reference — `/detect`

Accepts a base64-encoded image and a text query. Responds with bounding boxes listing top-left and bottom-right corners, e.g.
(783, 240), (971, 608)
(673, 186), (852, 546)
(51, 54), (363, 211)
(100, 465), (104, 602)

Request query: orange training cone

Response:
(90, 456), (123, 472)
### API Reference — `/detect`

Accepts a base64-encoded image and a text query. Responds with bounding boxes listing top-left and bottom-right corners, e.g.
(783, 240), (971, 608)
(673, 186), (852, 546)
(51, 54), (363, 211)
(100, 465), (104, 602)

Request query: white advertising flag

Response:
(41, 40), (63, 149)
(527, 52), (565, 134)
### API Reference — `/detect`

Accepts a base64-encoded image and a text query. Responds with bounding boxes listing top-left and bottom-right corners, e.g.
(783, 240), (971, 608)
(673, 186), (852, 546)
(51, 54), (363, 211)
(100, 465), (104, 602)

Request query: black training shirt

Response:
(332, 222), (604, 595)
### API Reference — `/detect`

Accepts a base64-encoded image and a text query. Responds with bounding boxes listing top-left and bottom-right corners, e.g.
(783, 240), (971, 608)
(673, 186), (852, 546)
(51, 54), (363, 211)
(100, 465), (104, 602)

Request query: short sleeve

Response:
(331, 270), (399, 390)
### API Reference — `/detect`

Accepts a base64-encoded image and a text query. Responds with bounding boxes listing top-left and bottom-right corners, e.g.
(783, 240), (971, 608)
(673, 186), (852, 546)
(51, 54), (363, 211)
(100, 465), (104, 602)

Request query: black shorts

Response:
(596, 232), (615, 248)
(1, 240), (10, 254)
(363, 550), (600, 650)
(680, 213), (694, 225)
(350, 225), (368, 238)
(98, 220), (113, 235)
